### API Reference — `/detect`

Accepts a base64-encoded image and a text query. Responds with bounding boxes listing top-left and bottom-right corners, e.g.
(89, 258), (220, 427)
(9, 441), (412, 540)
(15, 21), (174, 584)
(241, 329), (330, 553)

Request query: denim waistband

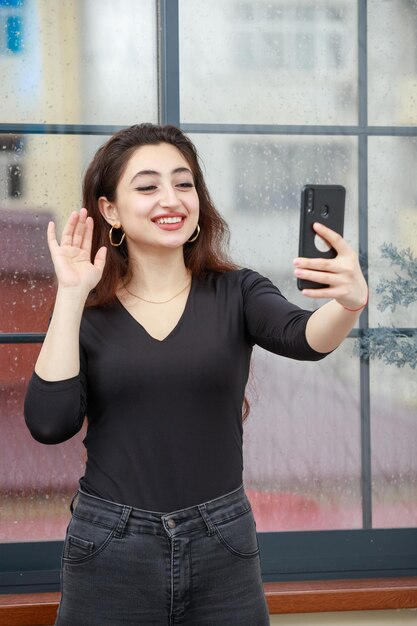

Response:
(70, 484), (251, 539)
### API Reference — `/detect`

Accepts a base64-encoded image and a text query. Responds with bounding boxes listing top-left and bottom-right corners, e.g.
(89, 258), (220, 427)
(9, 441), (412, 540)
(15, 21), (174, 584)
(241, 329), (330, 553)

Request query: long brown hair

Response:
(82, 124), (249, 420)
(82, 123), (237, 307)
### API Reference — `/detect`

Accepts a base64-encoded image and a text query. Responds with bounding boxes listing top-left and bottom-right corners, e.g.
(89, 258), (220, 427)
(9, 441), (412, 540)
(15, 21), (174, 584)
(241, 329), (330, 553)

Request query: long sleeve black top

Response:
(24, 269), (328, 512)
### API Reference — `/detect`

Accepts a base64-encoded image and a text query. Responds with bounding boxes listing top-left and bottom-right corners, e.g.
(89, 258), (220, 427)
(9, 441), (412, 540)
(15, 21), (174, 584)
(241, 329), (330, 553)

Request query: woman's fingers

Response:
(60, 209), (89, 248)
(45, 210), (106, 291)
(47, 221), (60, 254)
(294, 260), (356, 294)
(294, 256), (336, 271)
(60, 211), (78, 246)
(301, 287), (339, 299)
(93, 246), (107, 274)
(293, 224), (368, 307)
(312, 222), (349, 255)
(48, 210), (96, 272)
(294, 267), (338, 286)
(294, 228), (353, 271)
(71, 208), (88, 248)
(80, 216), (94, 253)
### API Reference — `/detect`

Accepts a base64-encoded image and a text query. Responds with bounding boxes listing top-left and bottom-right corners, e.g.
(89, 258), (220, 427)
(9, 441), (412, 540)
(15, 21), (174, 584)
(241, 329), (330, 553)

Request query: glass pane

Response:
(180, 1), (357, 124)
(371, 359), (417, 528)
(0, 133), (109, 332)
(243, 341), (362, 531)
(0, 344), (85, 542)
(368, 137), (417, 328)
(191, 133), (358, 309)
(0, 0), (157, 125)
(368, 0), (417, 126)
(368, 137), (417, 529)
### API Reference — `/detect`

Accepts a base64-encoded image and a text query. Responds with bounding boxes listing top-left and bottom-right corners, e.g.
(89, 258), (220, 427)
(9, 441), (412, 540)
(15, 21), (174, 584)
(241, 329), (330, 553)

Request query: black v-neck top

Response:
(24, 269), (328, 512)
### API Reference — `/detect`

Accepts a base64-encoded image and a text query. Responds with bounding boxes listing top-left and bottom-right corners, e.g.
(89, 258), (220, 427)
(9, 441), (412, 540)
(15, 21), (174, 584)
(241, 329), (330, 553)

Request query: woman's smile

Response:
(151, 212), (187, 230)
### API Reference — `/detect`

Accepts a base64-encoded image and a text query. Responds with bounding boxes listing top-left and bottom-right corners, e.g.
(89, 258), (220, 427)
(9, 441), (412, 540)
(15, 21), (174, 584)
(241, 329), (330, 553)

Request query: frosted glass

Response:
(244, 342), (362, 531)
(180, 1), (357, 124)
(368, 137), (417, 328)
(0, 344), (85, 543)
(0, 0), (157, 125)
(371, 359), (417, 528)
(368, 0), (417, 126)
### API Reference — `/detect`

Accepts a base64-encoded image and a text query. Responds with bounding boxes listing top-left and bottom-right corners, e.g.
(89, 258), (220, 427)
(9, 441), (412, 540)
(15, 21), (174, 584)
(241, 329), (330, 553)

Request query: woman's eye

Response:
(136, 186), (157, 192)
(177, 182), (194, 189)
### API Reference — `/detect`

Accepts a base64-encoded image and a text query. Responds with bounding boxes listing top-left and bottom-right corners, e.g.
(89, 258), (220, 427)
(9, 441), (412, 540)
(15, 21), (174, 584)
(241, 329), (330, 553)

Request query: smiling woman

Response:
(23, 123), (366, 626)
(98, 147), (199, 249)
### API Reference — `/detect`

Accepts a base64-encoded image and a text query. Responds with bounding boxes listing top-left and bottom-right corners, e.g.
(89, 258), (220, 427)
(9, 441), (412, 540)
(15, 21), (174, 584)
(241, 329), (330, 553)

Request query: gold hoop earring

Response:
(109, 224), (126, 247)
(187, 224), (200, 243)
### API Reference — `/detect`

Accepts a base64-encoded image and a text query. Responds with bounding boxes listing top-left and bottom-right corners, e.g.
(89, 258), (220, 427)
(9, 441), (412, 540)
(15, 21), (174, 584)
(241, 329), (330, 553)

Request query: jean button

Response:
(167, 518), (176, 529)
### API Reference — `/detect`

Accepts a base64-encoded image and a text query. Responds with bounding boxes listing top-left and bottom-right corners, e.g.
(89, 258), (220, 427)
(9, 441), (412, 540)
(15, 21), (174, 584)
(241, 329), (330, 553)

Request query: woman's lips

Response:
(152, 214), (186, 231)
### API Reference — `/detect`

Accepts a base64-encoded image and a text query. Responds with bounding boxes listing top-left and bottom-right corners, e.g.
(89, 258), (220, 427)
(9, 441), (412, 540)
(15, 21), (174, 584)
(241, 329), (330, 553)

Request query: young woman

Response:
(24, 124), (368, 626)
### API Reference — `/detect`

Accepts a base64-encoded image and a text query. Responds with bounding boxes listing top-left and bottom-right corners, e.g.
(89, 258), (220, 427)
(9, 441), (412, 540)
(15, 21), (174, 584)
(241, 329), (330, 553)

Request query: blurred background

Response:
(0, 0), (416, 543)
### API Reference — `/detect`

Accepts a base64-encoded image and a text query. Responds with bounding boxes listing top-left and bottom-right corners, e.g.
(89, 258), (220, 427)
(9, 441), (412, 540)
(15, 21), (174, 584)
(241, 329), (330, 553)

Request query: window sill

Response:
(0, 578), (416, 625)
(264, 577), (417, 613)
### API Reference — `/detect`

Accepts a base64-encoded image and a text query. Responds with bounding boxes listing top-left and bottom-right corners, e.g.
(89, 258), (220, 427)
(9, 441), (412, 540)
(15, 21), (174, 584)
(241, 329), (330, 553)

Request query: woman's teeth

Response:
(156, 217), (182, 224)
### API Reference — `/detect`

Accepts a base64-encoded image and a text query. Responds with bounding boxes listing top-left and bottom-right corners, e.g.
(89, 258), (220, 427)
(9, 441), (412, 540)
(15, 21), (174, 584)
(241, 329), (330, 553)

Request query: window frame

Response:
(1, 0), (417, 594)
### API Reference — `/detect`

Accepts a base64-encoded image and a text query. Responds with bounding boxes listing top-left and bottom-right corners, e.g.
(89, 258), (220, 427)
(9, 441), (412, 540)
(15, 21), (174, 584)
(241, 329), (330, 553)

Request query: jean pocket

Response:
(62, 514), (115, 565)
(213, 508), (260, 559)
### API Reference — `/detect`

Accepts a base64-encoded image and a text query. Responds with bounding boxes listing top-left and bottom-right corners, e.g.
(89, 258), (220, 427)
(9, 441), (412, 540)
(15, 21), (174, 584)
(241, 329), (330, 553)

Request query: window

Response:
(1, 0), (416, 592)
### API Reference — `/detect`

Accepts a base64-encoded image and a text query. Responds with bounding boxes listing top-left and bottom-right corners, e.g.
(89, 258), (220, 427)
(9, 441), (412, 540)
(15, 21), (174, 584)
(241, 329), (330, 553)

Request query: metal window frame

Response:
(1, 0), (417, 593)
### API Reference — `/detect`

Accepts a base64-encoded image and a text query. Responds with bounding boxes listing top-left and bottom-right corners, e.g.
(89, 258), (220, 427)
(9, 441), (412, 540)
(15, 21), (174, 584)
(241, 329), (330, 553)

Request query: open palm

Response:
(47, 208), (107, 292)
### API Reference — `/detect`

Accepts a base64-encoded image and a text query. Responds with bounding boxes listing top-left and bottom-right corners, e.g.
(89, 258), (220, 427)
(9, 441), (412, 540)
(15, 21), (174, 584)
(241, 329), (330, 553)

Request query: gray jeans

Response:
(55, 484), (270, 625)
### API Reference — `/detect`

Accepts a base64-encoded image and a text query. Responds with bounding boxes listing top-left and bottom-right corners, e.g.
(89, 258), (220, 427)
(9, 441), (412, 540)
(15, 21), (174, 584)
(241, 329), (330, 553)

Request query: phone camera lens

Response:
(307, 188), (314, 212)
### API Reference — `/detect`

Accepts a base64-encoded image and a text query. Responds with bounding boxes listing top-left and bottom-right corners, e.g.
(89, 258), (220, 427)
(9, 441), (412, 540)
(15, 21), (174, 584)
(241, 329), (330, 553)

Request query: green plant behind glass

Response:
(358, 244), (417, 369)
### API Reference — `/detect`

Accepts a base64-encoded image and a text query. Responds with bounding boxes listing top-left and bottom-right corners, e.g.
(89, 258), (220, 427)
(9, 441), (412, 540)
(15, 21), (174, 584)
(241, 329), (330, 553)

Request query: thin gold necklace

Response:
(124, 279), (191, 304)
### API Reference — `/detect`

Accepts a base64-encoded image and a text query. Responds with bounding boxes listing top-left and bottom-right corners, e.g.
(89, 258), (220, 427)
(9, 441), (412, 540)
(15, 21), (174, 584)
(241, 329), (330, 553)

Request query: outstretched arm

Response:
(293, 222), (368, 354)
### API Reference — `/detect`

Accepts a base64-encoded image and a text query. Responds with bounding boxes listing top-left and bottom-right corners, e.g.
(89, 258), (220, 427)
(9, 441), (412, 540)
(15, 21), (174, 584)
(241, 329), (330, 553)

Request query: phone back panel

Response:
(298, 184), (345, 290)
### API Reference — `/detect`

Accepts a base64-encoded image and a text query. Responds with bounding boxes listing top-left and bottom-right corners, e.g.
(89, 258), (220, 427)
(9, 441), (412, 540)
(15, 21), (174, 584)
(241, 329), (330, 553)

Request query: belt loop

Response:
(69, 491), (79, 514)
(198, 504), (215, 536)
(114, 505), (132, 538)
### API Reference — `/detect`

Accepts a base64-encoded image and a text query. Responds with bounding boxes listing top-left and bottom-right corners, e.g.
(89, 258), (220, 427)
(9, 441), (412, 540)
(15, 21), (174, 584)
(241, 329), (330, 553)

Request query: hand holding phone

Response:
(297, 184), (345, 290)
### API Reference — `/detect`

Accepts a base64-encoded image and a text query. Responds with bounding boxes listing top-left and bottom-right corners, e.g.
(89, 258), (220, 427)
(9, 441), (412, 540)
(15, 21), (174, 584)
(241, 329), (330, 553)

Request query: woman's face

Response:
(101, 142), (200, 251)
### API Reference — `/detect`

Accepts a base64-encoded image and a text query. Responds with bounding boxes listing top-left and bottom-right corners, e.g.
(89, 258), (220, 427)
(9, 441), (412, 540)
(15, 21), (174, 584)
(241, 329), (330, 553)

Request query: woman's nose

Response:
(159, 186), (181, 208)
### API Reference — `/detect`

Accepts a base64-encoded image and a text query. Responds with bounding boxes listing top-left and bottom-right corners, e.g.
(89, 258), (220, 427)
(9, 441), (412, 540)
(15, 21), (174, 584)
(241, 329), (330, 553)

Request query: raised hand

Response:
(293, 222), (368, 310)
(47, 208), (107, 294)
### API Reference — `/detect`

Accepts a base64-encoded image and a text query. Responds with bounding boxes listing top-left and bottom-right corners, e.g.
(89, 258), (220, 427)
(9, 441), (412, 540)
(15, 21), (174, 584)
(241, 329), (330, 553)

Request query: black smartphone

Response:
(298, 184), (345, 290)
